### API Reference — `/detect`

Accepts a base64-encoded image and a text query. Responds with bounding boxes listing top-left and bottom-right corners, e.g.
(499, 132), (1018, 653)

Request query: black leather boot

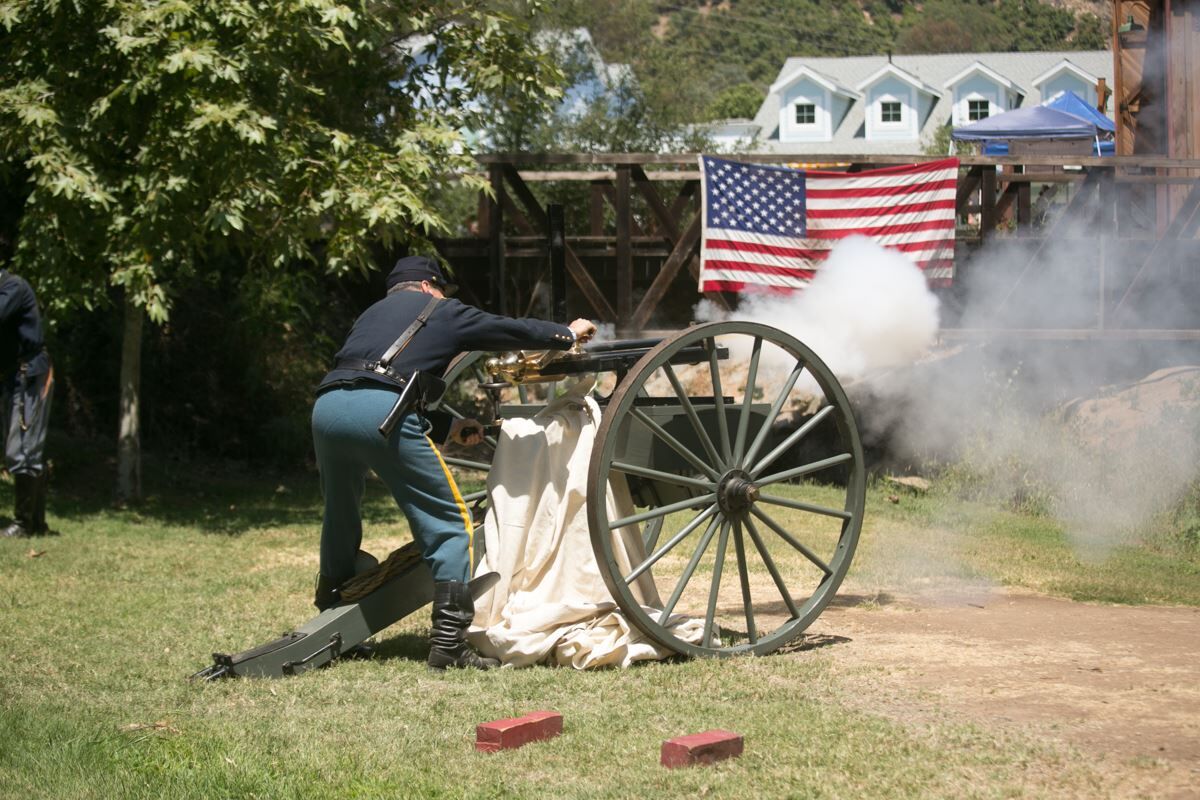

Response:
(1, 474), (36, 538)
(427, 580), (499, 672)
(29, 472), (50, 535)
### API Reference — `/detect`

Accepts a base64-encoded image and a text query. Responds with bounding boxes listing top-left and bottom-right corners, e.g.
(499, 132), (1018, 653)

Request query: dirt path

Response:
(806, 588), (1200, 799)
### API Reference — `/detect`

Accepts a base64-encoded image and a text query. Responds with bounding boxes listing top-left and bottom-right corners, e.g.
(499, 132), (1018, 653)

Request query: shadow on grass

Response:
(35, 443), (415, 536)
(773, 633), (852, 654)
(369, 631), (430, 664)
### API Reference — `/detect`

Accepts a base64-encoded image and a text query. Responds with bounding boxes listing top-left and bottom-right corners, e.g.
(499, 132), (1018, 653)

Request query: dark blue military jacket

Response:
(0, 271), (49, 381)
(318, 290), (575, 393)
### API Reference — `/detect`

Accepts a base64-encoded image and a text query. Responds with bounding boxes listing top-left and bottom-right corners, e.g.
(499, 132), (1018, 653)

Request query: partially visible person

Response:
(0, 269), (53, 537)
(312, 255), (595, 671)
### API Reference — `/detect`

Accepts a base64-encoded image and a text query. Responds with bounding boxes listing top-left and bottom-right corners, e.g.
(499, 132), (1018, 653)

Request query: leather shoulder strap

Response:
(376, 295), (442, 370)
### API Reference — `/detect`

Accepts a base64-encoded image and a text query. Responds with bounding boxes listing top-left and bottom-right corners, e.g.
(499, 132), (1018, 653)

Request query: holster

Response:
(377, 370), (447, 438)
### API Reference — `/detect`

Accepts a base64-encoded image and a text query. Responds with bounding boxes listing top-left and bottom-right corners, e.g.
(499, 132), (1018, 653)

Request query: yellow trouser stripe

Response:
(424, 435), (474, 567)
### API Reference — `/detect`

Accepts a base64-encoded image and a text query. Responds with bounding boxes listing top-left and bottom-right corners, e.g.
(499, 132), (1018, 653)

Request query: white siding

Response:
(1040, 73), (1096, 106)
(865, 75), (918, 140)
(951, 74), (1004, 125)
(779, 77), (832, 142)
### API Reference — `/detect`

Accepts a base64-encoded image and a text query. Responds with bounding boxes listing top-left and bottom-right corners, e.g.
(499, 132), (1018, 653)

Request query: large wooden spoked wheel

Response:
(586, 322), (866, 658)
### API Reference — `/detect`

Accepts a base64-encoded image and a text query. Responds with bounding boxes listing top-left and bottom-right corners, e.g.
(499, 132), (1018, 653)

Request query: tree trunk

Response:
(116, 293), (143, 504)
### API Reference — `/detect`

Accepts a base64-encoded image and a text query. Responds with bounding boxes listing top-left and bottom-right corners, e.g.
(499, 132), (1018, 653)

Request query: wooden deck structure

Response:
(431, 152), (1200, 339)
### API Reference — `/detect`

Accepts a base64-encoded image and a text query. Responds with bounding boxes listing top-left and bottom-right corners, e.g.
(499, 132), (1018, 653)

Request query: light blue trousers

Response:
(312, 387), (473, 586)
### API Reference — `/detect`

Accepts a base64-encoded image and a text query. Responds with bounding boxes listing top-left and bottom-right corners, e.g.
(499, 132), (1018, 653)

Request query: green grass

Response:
(0, 459), (1192, 799)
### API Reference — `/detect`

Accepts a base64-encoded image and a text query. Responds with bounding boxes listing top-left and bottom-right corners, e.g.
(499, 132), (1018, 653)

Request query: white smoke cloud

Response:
(695, 221), (1200, 563)
(696, 236), (941, 383)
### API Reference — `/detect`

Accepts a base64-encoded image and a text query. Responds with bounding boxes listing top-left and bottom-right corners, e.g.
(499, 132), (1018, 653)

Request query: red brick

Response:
(660, 729), (744, 768)
(475, 711), (563, 753)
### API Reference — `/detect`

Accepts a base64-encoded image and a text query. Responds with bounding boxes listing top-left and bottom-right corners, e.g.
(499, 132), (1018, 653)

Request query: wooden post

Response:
(548, 203), (566, 322)
(1097, 166), (1116, 329)
(590, 180), (606, 235)
(488, 164), (505, 314)
(980, 165), (997, 239)
(615, 164), (632, 332)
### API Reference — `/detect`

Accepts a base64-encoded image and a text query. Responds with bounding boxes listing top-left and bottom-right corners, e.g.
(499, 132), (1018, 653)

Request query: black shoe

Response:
(4, 474), (44, 537)
(427, 580), (499, 672)
(1, 521), (31, 538)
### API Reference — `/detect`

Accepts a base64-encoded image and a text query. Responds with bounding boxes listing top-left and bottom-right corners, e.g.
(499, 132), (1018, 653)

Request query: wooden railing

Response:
(430, 153), (1200, 339)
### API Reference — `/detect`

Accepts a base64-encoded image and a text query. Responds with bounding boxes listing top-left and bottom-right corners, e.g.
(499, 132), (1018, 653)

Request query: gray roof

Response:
(749, 51), (1113, 155)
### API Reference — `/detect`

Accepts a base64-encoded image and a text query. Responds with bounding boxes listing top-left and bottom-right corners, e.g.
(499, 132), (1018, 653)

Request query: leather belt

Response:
(334, 358), (409, 385)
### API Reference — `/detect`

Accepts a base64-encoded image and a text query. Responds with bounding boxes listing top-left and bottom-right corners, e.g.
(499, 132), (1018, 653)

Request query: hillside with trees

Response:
(539, 0), (1110, 124)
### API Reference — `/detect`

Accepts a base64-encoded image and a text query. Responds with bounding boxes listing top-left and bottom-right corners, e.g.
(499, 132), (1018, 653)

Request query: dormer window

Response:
(795, 103), (816, 124)
(968, 99), (989, 120)
(880, 101), (902, 123)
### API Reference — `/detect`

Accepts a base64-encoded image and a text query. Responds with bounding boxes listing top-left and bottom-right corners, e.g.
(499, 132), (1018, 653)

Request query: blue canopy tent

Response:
(951, 93), (1114, 156)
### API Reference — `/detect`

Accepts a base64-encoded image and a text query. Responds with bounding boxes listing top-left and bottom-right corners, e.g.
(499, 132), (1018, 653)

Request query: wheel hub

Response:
(717, 469), (759, 515)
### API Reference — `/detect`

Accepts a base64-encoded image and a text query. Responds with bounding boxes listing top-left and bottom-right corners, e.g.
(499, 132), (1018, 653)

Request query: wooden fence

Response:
(430, 153), (1200, 340)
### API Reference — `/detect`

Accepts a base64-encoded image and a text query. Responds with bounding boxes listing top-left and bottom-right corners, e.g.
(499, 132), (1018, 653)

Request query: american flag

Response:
(698, 156), (960, 292)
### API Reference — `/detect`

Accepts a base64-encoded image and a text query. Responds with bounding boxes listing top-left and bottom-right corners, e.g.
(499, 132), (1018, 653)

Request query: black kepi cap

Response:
(386, 255), (457, 295)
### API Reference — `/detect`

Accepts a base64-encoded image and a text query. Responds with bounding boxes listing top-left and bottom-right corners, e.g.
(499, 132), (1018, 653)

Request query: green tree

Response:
(0, 0), (560, 500)
(706, 83), (764, 121)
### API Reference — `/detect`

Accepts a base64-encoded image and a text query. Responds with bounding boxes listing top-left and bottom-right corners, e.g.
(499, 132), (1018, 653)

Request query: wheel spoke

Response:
(732, 520), (757, 643)
(611, 460), (714, 492)
(442, 456), (493, 472)
(751, 507), (833, 576)
(630, 407), (721, 481)
(749, 405), (835, 479)
(657, 515), (721, 625)
(742, 361), (806, 469)
(755, 452), (853, 487)
(662, 363), (725, 469)
(643, 517), (664, 554)
(744, 515), (801, 619)
(756, 492), (853, 521)
(733, 336), (763, 466)
(707, 340), (732, 464)
(609, 492), (717, 530)
(703, 520), (731, 648)
(625, 504), (718, 584)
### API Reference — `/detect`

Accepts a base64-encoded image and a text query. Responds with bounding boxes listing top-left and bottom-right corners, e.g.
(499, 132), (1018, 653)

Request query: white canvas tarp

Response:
(468, 379), (705, 668)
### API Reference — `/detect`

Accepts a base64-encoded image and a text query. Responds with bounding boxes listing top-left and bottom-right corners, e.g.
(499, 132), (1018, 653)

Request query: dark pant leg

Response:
(4, 368), (52, 476)
(367, 414), (474, 584)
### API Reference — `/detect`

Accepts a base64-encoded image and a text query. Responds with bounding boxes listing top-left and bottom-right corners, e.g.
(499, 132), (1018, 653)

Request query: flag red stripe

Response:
(705, 237), (954, 258)
(702, 260), (819, 279)
(700, 280), (805, 294)
(807, 199), (957, 219)
(805, 178), (957, 199)
(805, 219), (954, 238)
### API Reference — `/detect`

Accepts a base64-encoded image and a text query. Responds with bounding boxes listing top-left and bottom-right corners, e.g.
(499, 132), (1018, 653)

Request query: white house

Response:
(745, 51), (1113, 154)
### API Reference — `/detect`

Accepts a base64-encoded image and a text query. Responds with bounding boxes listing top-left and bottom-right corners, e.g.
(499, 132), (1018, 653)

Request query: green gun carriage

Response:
(193, 321), (865, 678)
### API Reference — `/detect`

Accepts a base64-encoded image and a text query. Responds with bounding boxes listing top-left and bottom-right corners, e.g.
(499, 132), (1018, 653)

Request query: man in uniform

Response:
(312, 255), (595, 671)
(0, 269), (53, 538)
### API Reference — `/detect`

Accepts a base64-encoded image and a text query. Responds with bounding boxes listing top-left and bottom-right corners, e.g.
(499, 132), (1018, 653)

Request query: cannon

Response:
(193, 321), (864, 677)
